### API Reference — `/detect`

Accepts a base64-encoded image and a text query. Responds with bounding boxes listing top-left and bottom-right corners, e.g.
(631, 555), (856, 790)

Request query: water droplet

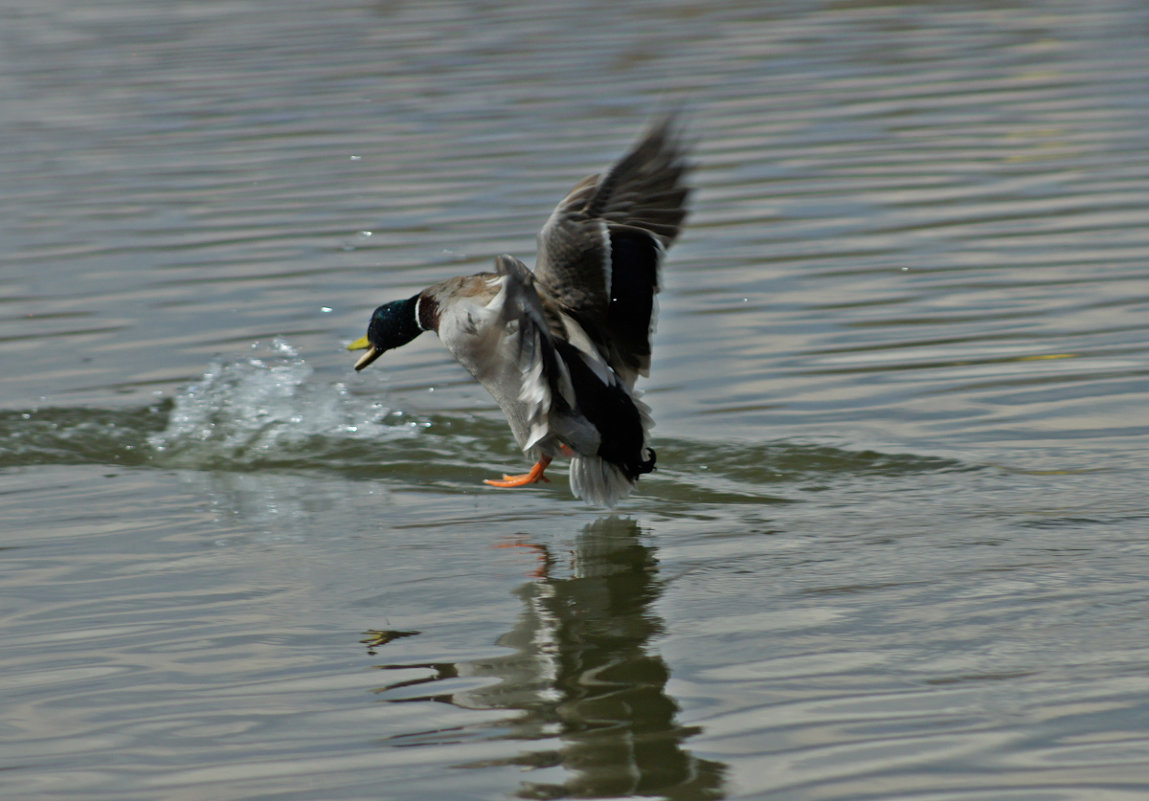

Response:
(349, 155), (362, 161)
(320, 306), (333, 313)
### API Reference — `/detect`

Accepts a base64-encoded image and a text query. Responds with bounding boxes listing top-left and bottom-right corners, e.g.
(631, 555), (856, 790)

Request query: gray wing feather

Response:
(494, 255), (575, 448)
(534, 115), (692, 384)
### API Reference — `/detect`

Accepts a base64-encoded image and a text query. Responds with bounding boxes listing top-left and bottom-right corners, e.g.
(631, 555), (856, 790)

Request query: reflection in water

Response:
(367, 518), (725, 799)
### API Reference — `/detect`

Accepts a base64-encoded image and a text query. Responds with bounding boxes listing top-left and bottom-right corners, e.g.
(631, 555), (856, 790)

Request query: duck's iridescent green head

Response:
(347, 295), (423, 371)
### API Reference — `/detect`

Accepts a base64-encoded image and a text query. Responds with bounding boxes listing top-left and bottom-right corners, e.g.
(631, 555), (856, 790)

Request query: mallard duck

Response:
(348, 117), (691, 505)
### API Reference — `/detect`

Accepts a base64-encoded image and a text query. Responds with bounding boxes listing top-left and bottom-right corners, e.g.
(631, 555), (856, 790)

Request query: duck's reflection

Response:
(366, 517), (725, 799)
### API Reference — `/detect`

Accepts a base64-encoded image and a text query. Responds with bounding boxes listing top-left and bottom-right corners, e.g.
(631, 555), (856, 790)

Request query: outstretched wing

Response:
(534, 115), (692, 386)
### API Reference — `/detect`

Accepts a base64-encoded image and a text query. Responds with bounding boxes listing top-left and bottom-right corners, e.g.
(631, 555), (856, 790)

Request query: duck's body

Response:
(350, 117), (691, 506)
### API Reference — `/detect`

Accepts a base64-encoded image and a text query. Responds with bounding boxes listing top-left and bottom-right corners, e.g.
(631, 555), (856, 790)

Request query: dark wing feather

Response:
(534, 115), (692, 386)
(494, 255), (656, 477)
(533, 174), (611, 316)
(604, 225), (662, 383)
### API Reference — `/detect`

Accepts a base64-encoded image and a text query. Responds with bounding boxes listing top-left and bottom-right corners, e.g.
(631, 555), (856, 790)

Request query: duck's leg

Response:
(484, 455), (552, 488)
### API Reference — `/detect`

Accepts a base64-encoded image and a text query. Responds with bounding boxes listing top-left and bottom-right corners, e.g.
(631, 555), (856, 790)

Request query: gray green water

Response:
(3, 1), (1149, 798)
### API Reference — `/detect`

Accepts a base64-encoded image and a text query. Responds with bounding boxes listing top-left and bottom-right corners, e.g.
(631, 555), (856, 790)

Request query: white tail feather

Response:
(569, 456), (636, 507)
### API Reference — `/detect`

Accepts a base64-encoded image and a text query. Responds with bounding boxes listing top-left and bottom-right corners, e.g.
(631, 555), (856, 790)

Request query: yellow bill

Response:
(348, 335), (382, 371)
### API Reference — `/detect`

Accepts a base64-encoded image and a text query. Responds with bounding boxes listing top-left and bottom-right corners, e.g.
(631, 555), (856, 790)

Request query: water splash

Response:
(0, 339), (965, 498)
(0, 339), (428, 472)
(147, 339), (417, 470)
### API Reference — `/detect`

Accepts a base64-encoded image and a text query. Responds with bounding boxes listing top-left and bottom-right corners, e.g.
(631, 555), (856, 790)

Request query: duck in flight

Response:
(348, 117), (691, 505)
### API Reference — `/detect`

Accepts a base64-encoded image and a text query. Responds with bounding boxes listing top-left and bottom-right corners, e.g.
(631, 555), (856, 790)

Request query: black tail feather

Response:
(553, 341), (653, 480)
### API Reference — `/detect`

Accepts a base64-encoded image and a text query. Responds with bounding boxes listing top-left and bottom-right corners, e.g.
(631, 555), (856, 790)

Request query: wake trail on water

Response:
(1, 339), (969, 503)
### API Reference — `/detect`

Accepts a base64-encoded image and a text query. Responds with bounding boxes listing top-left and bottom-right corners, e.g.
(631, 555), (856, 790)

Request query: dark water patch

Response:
(656, 439), (962, 482)
(0, 405), (167, 469)
(1, 342), (963, 505)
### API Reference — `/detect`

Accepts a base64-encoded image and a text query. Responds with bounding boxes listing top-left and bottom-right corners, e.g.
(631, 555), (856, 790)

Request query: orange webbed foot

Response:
(484, 456), (552, 488)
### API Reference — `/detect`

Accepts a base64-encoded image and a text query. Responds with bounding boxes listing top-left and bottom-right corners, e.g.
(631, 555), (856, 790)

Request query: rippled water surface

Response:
(4, 1), (1149, 798)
